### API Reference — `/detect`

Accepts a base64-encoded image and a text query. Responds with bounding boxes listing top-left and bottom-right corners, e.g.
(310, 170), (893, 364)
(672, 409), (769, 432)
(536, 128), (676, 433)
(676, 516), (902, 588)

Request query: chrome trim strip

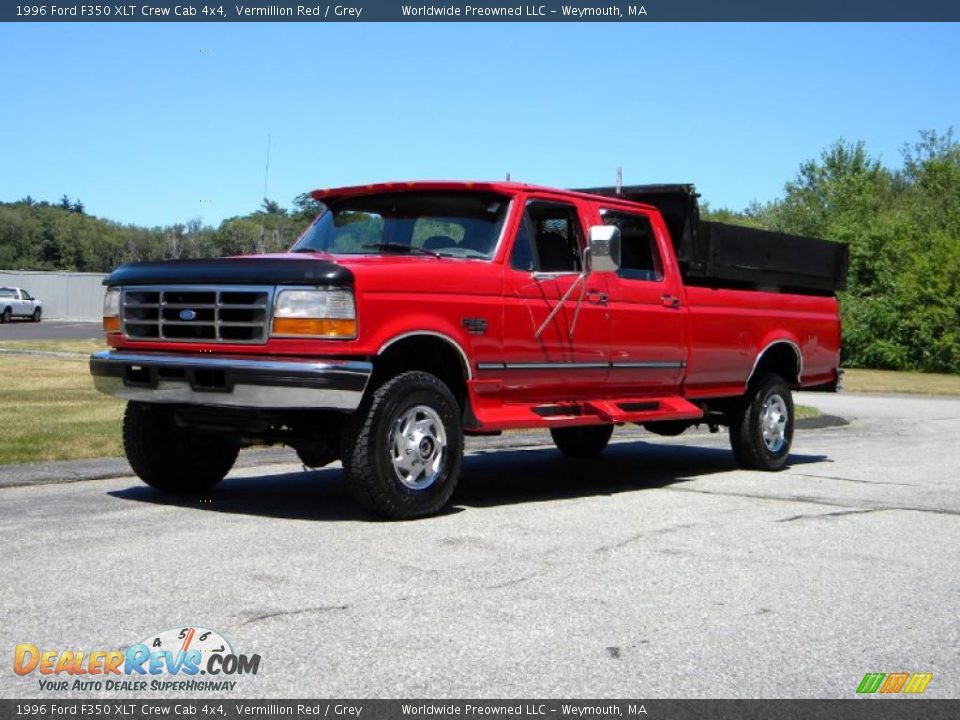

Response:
(477, 360), (686, 371)
(378, 331), (473, 381)
(504, 362), (609, 370)
(612, 361), (687, 369)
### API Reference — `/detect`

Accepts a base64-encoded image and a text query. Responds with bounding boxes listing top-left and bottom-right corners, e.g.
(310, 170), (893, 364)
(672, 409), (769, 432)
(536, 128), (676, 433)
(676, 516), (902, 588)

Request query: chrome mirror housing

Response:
(588, 225), (621, 273)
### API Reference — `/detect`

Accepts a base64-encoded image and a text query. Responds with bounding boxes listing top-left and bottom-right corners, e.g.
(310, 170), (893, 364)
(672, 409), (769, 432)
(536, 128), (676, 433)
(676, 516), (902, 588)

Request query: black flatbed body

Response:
(576, 184), (848, 294)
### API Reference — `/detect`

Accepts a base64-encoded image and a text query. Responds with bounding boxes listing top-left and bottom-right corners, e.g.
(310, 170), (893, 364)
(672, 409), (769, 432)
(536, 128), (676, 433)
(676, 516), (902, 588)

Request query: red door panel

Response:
(495, 197), (610, 403)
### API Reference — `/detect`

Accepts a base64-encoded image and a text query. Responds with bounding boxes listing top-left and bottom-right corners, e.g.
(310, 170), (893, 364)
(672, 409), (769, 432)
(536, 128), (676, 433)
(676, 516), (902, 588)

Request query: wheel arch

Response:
(373, 331), (471, 407)
(746, 339), (803, 389)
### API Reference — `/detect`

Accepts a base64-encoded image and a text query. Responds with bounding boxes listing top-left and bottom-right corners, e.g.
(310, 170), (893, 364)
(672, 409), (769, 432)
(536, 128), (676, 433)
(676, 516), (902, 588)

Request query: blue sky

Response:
(1, 22), (957, 227)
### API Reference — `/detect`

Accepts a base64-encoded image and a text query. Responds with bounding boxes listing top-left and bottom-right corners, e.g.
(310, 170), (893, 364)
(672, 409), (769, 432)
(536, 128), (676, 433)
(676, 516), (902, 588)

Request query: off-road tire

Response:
(0, 307), (10, 324)
(341, 371), (463, 520)
(550, 424), (614, 458)
(729, 373), (794, 470)
(32, 308), (42, 322)
(123, 402), (239, 493)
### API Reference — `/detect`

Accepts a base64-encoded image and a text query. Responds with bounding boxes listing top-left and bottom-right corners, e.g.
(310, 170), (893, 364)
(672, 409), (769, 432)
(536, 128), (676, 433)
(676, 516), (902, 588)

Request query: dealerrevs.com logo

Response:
(856, 672), (933, 695)
(14, 626), (260, 692)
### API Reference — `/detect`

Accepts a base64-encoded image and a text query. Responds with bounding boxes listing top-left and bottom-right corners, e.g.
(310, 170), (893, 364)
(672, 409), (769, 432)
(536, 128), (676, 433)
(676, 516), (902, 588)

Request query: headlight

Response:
(271, 288), (356, 339)
(102, 287), (121, 333)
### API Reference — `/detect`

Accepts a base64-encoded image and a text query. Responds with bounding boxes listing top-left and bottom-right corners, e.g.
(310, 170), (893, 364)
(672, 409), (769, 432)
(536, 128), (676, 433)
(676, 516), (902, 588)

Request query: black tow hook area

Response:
(192, 368), (228, 392)
(122, 364), (231, 393)
(124, 364), (154, 387)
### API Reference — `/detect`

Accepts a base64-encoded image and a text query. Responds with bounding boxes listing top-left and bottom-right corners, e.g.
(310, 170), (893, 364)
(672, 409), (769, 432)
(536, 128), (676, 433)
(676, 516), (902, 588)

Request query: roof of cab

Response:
(308, 180), (656, 210)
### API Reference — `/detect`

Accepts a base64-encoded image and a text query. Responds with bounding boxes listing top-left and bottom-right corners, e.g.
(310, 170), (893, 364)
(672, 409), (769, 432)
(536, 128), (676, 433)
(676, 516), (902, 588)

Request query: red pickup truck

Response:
(90, 181), (845, 519)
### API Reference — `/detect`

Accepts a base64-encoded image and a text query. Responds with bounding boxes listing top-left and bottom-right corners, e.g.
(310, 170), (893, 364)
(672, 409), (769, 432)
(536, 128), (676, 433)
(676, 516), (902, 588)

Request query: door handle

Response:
(586, 290), (608, 305)
(661, 294), (680, 309)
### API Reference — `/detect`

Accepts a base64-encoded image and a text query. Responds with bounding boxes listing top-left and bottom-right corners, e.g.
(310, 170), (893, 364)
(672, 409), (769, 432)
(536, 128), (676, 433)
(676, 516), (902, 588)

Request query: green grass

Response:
(795, 404), (820, 420)
(0, 354), (124, 464)
(0, 338), (106, 354)
(842, 367), (960, 395)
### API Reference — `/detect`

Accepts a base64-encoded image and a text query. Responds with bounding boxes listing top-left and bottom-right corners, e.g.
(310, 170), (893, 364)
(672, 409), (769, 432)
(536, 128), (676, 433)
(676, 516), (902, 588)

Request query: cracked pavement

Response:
(1, 392), (958, 698)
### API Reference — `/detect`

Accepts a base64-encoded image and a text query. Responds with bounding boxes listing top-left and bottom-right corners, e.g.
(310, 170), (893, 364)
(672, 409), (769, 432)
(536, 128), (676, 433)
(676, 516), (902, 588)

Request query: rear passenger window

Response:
(600, 209), (663, 281)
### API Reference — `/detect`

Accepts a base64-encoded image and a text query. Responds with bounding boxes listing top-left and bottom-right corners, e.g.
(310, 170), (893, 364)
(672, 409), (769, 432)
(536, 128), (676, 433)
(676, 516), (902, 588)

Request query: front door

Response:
(497, 198), (610, 403)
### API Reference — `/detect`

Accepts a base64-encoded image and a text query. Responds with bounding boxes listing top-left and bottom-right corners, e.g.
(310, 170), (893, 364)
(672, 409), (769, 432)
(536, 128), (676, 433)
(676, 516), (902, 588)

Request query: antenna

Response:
(616, 166), (622, 194)
(258, 134), (271, 253)
(263, 134), (272, 200)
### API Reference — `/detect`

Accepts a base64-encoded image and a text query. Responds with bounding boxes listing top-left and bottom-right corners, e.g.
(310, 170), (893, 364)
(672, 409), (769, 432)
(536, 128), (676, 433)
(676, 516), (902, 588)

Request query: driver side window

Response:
(510, 201), (583, 273)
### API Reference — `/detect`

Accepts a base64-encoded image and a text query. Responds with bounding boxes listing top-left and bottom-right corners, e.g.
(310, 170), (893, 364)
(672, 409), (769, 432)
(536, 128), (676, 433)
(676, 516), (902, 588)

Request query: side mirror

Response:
(588, 225), (621, 273)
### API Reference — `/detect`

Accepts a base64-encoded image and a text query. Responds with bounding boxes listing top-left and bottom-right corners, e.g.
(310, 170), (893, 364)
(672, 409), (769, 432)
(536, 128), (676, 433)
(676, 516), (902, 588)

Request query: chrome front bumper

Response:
(89, 351), (372, 410)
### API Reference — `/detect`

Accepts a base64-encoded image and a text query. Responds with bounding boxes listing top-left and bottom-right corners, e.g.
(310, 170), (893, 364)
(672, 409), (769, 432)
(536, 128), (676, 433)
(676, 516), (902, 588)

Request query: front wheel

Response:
(341, 371), (464, 520)
(729, 373), (794, 470)
(32, 308), (42, 322)
(550, 424), (614, 458)
(123, 402), (239, 492)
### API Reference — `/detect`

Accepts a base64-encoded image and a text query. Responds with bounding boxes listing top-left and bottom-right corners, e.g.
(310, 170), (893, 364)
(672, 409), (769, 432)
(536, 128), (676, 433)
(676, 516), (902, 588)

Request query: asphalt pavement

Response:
(0, 320), (102, 340)
(0, 392), (957, 699)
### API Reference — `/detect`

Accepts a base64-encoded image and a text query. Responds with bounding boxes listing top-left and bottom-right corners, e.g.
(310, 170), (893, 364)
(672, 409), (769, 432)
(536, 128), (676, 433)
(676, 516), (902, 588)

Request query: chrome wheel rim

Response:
(389, 405), (447, 490)
(760, 393), (789, 452)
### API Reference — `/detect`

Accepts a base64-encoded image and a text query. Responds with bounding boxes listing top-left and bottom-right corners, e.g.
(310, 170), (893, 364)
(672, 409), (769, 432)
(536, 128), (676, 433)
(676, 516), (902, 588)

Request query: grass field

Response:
(0, 338), (106, 354)
(0, 344), (956, 465)
(0, 354), (124, 465)
(841, 368), (960, 395)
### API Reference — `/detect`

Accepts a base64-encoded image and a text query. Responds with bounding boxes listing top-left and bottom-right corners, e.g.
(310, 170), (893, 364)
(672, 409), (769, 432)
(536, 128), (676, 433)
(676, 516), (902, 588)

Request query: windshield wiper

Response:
(361, 243), (441, 258)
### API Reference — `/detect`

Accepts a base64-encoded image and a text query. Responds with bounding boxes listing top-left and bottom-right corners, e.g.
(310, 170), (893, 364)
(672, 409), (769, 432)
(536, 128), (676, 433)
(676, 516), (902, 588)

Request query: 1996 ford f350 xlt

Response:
(90, 181), (847, 519)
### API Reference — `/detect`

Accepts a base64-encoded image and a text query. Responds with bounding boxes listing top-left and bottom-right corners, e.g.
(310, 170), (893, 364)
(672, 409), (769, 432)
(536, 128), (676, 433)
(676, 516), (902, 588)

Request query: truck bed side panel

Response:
(682, 286), (840, 397)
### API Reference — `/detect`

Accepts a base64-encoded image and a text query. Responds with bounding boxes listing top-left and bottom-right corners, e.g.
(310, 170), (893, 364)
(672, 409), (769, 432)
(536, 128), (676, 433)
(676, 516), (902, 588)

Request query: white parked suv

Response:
(0, 287), (43, 323)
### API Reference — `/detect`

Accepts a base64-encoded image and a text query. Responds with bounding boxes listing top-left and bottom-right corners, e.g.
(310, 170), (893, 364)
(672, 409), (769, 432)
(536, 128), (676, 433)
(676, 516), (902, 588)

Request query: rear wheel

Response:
(32, 308), (42, 322)
(341, 371), (463, 519)
(123, 402), (239, 493)
(729, 373), (794, 470)
(550, 424), (614, 458)
(1, 307), (10, 323)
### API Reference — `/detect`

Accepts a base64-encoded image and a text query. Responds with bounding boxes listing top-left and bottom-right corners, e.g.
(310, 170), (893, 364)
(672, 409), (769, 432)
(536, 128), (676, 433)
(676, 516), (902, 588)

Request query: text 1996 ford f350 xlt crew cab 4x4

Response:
(90, 181), (847, 519)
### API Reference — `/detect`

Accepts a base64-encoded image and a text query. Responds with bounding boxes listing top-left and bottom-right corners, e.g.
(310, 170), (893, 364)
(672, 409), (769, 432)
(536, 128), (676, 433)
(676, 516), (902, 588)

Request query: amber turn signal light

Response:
(103, 316), (120, 333)
(271, 318), (357, 338)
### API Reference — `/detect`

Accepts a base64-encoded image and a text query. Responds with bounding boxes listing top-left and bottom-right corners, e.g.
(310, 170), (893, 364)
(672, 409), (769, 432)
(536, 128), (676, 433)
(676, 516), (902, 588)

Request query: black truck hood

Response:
(103, 257), (353, 287)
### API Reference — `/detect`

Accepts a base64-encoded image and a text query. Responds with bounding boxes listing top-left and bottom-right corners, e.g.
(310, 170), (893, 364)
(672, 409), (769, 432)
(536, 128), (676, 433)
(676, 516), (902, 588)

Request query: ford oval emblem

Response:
(179, 309), (197, 321)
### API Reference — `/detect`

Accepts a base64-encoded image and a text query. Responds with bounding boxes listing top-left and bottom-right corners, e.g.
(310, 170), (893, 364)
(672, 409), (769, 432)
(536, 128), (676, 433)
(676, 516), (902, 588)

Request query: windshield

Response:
(292, 191), (509, 259)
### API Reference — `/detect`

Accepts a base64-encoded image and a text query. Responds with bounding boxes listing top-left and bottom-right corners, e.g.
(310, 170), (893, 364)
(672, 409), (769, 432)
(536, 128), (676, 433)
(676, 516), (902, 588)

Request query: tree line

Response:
(702, 129), (959, 374)
(1, 129), (958, 373)
(0, 193), (323, 275)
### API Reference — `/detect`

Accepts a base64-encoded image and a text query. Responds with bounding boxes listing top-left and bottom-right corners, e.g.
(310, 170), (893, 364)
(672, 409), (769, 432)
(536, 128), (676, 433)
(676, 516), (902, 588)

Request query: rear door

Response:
(497, 197), (610, 402)
(596, 206), (686, 394)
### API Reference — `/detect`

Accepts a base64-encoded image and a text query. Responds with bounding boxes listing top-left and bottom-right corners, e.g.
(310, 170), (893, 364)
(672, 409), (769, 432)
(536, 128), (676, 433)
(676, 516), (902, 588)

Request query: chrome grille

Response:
(121, 286), (273, 344)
